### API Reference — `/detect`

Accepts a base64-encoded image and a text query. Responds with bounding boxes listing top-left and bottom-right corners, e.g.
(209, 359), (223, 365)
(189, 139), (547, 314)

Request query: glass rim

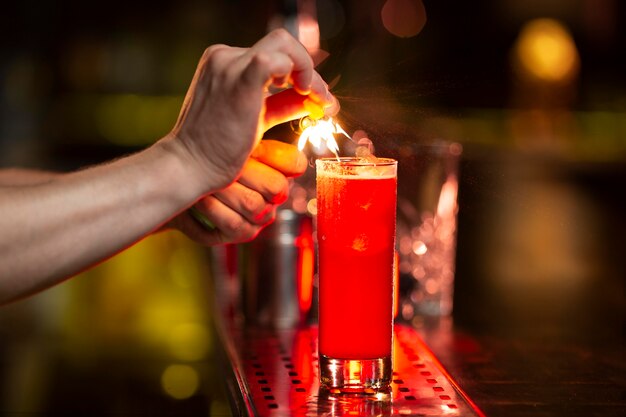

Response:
(316, 157), (397, 167)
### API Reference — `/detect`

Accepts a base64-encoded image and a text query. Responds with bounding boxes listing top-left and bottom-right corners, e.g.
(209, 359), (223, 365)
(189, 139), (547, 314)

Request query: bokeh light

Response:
(167, 322), (211, 361)
(161, 364), (200, 400)
(96, 94), (182, 146)
(381, 0), (427, 38)
(513, 18), (580, 84)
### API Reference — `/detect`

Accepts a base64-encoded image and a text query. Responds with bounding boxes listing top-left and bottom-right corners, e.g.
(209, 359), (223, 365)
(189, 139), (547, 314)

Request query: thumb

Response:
(264, 89), (339, 131)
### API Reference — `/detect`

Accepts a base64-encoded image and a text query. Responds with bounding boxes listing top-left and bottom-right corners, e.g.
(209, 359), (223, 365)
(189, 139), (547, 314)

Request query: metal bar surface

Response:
(217, 319), (486, 417)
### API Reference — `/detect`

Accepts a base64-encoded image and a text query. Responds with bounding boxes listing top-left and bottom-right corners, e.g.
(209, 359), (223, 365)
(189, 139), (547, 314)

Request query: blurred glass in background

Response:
(395, 142), (462, 320)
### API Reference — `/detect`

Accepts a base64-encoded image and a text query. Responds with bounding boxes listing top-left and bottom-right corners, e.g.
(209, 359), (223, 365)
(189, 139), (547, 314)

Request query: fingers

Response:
(175, 179), (281, 246)
(201, 195), (274, 241)
(237, 158), (290, 204)
(169, 30), (336, 245)
(250, 140), (307, 177)
(175, 208), (225, 246)
(231, 29), (337, 134)
(240, 50), (294, 91)
(264, 89), (339, 129)
(308, 72), (334, 106)
(322, 94), (340, 117)
(214, 182), (276, 225)
(244, 29), (333, 105)
(185, 154), (293, 243)
(252, 29), (314, 94)
(184, 196), (271, 245)
(264, 90), (310, 128)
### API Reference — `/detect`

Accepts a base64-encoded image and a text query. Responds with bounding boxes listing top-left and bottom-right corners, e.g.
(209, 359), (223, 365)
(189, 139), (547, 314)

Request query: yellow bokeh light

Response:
(514, 18), (580, 83)
(96, 94), (182, 146)
(306, 198), (318, 216)
(167, 322), (211, 361)
(161, 364), (199, 400)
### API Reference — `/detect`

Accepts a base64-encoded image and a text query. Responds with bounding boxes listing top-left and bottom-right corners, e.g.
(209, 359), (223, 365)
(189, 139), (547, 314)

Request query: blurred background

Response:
(1, 0), (624, 415)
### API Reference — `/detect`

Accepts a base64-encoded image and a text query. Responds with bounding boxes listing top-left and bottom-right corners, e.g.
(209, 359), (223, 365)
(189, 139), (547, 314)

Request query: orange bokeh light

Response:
(381, 0), (427, 38)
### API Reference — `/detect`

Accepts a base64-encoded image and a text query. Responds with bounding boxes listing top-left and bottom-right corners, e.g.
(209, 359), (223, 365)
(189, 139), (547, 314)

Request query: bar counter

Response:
(0, 148), (624, 416)
(209, 146), (625, 416)
(213, 315), (624, 417)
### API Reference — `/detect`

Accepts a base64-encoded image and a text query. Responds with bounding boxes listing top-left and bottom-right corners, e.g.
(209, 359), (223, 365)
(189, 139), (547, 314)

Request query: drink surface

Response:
(317, 165), (397, 359)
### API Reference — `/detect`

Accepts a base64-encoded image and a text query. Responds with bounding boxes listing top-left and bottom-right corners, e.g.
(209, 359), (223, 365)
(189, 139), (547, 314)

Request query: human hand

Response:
(168, 29), (337, 195)
(168, 140), (307, 245)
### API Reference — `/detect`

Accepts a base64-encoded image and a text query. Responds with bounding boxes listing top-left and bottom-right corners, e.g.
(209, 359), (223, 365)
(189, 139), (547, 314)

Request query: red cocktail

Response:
(316, 157), (397, 391)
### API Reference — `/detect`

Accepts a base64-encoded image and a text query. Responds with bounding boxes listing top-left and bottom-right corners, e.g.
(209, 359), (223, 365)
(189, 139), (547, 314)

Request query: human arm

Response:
(0, 142), (199, 302)
(0, 29), (337, 304)
(0, 168), (60, 186)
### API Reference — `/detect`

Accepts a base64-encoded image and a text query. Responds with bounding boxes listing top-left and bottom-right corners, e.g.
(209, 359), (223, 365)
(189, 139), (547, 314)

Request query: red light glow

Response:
(296, 217), (314, 318)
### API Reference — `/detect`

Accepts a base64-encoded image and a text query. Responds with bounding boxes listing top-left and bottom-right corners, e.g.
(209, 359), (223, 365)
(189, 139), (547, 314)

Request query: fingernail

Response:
(323, 96), (340, 116)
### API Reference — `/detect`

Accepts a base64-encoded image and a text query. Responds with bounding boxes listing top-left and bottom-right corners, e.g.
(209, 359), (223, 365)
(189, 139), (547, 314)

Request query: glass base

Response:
(319, 355), (391, 393)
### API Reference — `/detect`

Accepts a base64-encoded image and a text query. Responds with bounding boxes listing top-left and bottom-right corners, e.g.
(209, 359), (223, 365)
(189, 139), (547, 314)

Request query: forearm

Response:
(0, 168), (60, 186)
(0, 137), (207, 304)
(0, 29), (336, 305)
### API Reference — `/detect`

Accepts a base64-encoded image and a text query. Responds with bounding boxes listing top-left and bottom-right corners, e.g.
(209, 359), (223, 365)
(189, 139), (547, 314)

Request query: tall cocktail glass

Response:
(316, 157), (397, 392)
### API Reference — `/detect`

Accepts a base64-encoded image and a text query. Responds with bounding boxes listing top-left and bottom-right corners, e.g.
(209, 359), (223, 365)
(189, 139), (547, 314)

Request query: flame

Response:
(297, 116), (350, 158)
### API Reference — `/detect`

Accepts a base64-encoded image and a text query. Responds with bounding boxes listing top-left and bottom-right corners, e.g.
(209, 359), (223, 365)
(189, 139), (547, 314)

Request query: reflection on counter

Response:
(218, 322), (483, 416)
(0, 231), (231, 416)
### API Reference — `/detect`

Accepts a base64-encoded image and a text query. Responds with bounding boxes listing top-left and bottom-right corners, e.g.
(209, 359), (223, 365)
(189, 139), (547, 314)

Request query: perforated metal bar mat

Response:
(217, 321), (485, 416)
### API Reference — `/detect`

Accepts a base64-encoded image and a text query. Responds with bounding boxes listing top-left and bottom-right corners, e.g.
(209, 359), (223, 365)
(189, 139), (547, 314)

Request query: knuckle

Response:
(202, 44), (226, 59)
(203, 46), (231, 73)
(225, 215), (246, 236)
(266, 176), (289, 203)
(241, 189), (266, 216)
(236, 224), (260, 243)
(248, 51), (271, 69)
(269, 28), (291, 44)
(255, 204), (276, 224)
(224, 216), (261, 243)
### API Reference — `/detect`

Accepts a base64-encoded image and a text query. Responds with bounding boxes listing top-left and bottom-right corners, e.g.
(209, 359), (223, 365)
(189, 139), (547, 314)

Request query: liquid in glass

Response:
(316, 157), (397, 392)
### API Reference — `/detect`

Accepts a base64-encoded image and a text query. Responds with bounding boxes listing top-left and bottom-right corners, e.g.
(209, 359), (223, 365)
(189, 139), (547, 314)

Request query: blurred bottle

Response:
(239, 209), (314, 328)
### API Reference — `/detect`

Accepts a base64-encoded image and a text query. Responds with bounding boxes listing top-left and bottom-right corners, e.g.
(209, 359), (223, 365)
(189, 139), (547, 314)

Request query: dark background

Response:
(0, 1), (624, 415)
(1, 0), (624, 164)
